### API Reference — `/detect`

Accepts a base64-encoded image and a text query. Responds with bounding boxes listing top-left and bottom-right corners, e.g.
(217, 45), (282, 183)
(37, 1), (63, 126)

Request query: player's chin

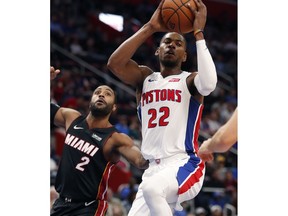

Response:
(162, 59), (177, 67)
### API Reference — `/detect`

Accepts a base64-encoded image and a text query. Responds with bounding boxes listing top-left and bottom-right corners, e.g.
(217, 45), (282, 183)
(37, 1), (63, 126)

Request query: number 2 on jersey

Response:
(76, 156), (90, 171)
(148, 107), (170, 128)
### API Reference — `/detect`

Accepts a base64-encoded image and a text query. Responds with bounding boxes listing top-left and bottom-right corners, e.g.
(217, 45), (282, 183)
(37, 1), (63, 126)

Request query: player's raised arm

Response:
(50, 66), (60, 80)
(50, 66), (81, 129)
(186, 0), (217, 96)
(107, 0), (168, 87)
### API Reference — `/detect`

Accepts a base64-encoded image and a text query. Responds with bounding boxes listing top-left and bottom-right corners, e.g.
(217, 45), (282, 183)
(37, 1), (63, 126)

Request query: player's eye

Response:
(164, 39), (171, 44)
(175, 40), (183, 47)
(95, 90), (101, 95)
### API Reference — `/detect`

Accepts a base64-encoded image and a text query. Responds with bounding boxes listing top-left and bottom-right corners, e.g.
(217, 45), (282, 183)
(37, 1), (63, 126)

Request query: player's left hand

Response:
(51, 66), (61, 80)
(189, 0), (207, 31)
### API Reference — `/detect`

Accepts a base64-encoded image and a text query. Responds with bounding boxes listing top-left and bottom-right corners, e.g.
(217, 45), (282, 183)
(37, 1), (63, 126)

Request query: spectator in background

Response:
(106, 188), (128, 216)
(115, 115), (130, 135)
(128, 116), (142, 140)
(210, 205), (222, 216)
(195, 207), (207, 216)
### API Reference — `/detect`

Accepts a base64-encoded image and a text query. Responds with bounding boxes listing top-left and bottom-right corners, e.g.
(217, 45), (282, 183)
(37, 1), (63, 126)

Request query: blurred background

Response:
(50, 0), (237, 215)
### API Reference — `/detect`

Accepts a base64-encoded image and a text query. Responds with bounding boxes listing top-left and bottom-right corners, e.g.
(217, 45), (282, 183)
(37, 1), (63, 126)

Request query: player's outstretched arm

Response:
(113, 133), (149, 169)
(198, 108), (238, 161)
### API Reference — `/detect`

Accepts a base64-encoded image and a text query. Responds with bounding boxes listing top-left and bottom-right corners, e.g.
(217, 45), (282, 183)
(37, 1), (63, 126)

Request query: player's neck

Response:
(86, 114), (111, 129)
(161, 69), (182, 78)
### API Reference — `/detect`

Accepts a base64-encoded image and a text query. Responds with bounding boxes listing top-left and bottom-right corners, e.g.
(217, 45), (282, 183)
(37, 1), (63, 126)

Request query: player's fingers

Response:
(187, 3), (197, 13)
(194, 0), (206, 11)
(158, 0), (165, 10)
(193, 0), (200, 8)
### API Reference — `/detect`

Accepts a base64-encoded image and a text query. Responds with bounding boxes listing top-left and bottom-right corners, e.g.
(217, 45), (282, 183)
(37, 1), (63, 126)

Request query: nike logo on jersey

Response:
(92, 133), (102, 141)
(74, 125), (84, 130)
(85, 200), (96, 206)
(148, 79), (156, 82)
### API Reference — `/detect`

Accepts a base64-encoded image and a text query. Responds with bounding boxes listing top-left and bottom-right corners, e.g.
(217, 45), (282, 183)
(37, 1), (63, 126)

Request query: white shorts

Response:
(128, 153), (205, 216)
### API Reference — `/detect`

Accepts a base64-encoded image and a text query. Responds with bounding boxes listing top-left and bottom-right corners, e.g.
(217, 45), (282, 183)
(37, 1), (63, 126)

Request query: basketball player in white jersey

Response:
(107, 0), (217, 215)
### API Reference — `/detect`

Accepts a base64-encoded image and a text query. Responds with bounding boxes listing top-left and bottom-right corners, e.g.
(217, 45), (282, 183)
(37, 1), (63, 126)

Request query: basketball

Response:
(161, 0), (196, 34)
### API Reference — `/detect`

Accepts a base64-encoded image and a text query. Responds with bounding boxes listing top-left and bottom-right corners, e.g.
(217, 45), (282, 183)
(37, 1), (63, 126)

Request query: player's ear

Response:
(155, 47), (160, 56)
(182, 51), (187, 62)
(112, 104), (117, 112)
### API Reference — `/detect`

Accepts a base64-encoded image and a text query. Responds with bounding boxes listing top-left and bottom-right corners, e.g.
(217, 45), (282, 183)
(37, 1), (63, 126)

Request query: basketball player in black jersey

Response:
(50, 66), (149, 216)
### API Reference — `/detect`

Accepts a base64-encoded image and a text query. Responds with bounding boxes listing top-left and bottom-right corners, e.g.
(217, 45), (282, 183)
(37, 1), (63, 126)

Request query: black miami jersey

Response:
(54, 115), (117, 202)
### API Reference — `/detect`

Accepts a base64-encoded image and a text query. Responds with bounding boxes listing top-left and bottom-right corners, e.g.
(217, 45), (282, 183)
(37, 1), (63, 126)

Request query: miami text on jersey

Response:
(64, 133), (99, 157)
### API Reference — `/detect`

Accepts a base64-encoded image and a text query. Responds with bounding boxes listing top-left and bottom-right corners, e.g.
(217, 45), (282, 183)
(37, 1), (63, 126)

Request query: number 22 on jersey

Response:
(148, 106), (170, 128)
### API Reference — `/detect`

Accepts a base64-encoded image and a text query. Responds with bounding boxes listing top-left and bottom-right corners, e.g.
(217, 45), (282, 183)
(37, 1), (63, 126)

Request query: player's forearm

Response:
(207, 125), (235, 152)
(194, 40), (217, 96)
(208, 128), (231, 152)
(131, 146), (149, 169)
(136, 157), (149, 169)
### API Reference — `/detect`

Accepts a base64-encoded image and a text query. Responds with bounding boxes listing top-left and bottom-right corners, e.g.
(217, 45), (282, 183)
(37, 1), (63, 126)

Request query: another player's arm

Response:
(204, 108), (238, 151)
(107, 0), (167, 87)
(112, 133), (149, 169)
(52, 105), (81, 129)
(50, 66), (81, 129)
(187, 0), (217, 97)
(198, 108), (238, 161)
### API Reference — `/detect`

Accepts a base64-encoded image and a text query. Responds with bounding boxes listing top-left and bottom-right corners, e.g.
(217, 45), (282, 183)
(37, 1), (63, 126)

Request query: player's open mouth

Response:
(165, 50), (175, 56)
(96, 99), (106, 104)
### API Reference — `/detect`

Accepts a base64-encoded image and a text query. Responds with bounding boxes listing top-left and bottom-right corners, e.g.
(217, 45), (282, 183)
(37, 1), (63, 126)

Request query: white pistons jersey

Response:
(138, 71), (203, 160)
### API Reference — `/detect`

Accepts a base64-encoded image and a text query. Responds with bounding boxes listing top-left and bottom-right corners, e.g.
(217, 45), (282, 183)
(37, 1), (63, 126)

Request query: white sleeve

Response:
(194, 39), (217, 96)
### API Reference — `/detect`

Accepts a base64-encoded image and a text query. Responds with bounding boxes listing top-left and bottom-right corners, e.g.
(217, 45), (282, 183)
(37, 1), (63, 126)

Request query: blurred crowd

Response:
(50, 0), (238, 215)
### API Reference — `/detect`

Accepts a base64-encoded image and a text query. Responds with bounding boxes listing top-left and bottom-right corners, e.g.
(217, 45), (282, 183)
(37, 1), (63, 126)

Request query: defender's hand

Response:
(51, 66), (60, 80)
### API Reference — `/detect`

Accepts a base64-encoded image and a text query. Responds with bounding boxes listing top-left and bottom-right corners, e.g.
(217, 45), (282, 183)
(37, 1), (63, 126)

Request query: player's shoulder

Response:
(180, 71), (197, 84)
(61, 107), (81, 117)
(111, 131), (131, 141)
(60, 108), (82, 126)
(139, 65), (153, 78)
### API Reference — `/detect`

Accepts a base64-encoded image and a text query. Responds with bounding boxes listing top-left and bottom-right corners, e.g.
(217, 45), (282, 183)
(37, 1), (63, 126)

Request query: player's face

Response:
(89, 85), (116, 117)
(157, 32), (187, 68)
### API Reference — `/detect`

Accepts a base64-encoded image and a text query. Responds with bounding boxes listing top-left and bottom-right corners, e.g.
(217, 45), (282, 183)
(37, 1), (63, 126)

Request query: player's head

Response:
(89, 85), (117, 117)
(155, 32), (187, 68)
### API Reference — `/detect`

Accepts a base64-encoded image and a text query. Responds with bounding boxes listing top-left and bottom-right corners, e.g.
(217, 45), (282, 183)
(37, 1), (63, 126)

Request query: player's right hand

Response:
(198, 139), (214, 162)
(148, 0), (169, 32)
